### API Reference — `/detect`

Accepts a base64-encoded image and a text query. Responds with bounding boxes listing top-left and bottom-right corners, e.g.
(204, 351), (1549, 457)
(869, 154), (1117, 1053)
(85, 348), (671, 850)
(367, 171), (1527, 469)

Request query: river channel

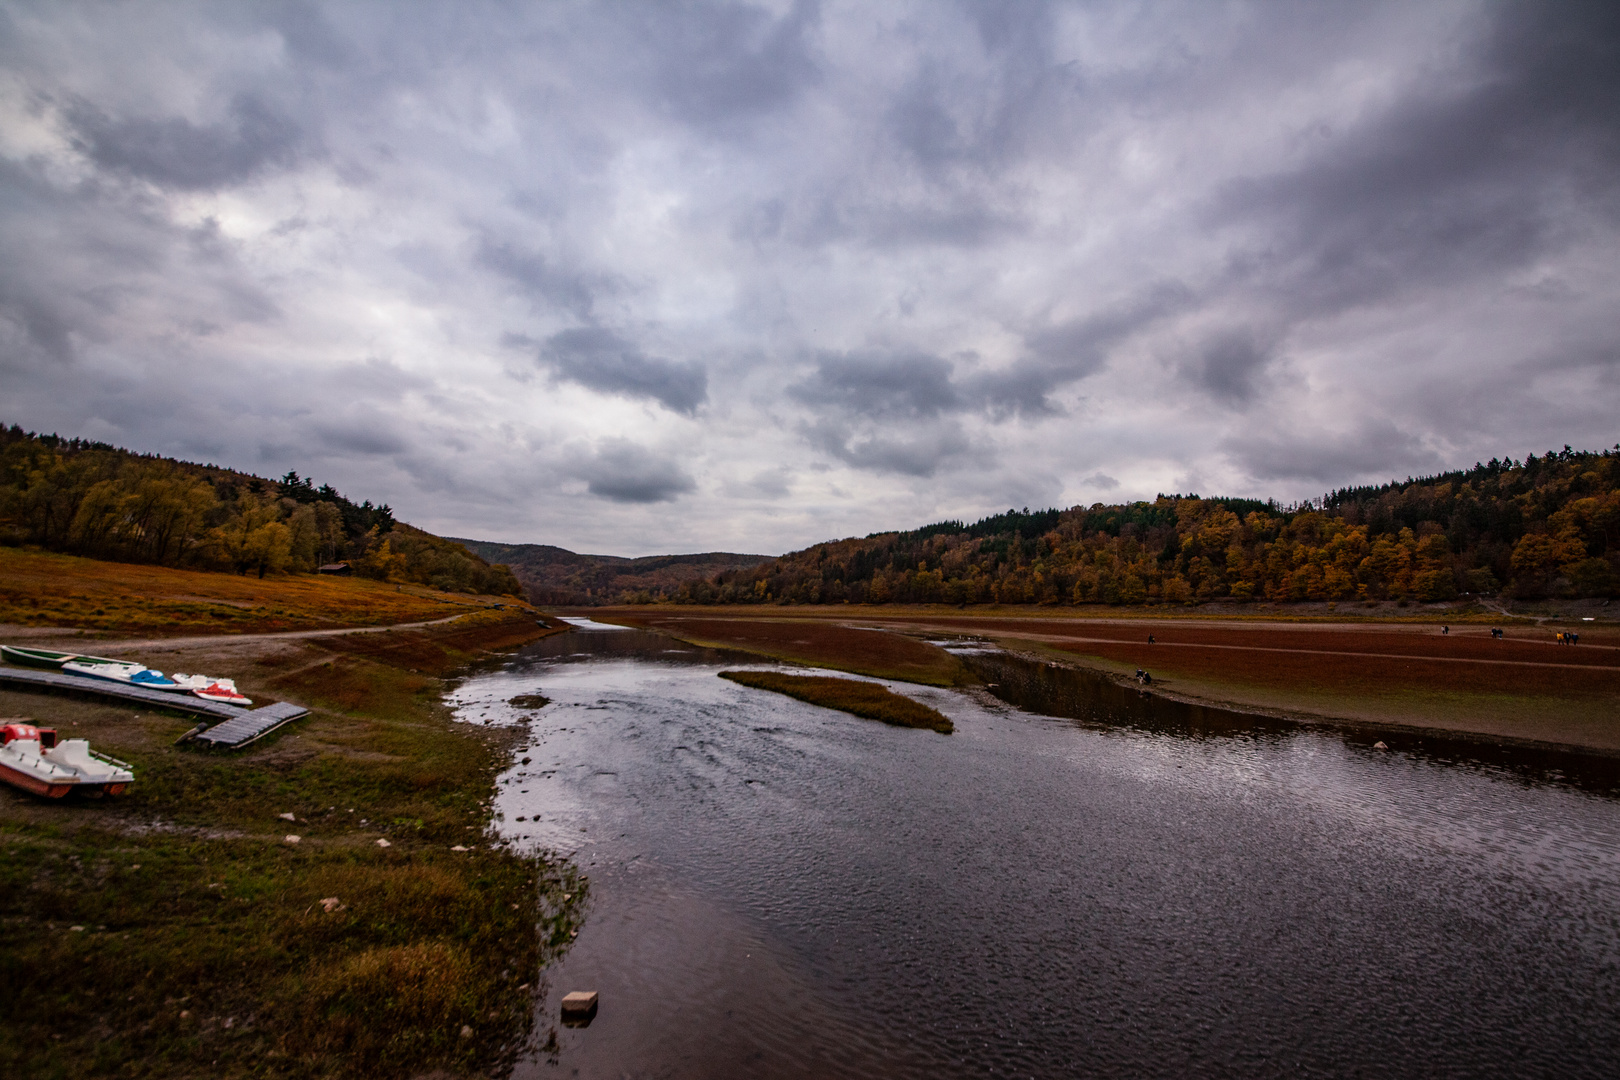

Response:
(449, 621), (1620, 1078)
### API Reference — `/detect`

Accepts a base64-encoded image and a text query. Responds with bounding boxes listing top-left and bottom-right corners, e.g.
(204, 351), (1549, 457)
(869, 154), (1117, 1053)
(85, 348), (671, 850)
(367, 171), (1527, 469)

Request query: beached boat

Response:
(170, 674), (252, 706)
(61, 660), (180, 690)
(41, 735), (134, 794)
(0, 723), (78, 796)
(2, 645), (123, 669)
(0, 722), (132, 797)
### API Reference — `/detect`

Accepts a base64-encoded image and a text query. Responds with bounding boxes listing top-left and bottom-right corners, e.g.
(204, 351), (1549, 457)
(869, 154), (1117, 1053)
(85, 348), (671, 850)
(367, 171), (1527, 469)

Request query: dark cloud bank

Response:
(1, 0), (1617, 554)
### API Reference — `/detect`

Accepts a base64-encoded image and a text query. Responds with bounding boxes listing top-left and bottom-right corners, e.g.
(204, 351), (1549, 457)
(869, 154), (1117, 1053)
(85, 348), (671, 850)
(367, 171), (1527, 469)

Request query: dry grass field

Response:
(0, 547), (505, 635)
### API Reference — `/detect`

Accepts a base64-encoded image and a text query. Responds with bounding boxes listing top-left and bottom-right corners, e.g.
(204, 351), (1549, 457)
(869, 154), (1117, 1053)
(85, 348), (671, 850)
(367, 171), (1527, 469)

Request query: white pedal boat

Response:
(0, 723), (134, 797)
(61, 660), (180, 690)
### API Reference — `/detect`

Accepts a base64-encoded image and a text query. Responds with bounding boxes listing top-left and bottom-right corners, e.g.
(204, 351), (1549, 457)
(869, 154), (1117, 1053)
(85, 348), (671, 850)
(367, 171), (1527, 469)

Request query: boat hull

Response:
(0, 759), (75, 798)
(1, 646), (71, 669)
(62, 660), (146, 684)
(1, 646), (121, 669)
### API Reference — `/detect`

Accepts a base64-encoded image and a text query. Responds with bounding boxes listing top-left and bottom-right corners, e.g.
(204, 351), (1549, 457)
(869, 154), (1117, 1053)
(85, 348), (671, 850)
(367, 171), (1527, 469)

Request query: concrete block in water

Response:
(561, 990), (598, 1025)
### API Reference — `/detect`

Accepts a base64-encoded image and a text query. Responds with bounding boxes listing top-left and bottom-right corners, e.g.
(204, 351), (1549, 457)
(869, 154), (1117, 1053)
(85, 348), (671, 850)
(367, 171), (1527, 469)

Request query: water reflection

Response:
(452, 624), (1620, 1080)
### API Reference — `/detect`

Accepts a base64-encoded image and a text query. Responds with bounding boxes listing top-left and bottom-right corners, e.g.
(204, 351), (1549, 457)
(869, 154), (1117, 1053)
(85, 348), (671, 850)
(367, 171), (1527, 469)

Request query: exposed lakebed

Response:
(451, 623), (1620, 1078)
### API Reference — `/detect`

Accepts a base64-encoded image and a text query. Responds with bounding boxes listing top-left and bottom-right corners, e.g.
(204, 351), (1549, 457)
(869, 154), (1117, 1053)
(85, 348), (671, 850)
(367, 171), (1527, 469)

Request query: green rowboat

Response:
(1, 646), (123, 669)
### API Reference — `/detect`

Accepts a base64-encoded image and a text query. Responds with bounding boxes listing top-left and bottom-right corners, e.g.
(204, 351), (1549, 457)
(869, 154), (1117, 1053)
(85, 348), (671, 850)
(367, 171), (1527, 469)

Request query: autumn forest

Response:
(661, 447), (1620, 607)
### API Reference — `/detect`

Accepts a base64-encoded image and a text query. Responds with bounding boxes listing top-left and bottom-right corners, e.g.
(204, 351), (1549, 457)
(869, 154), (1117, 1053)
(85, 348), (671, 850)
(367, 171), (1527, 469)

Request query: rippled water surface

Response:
(451, 627), (1620, 1078)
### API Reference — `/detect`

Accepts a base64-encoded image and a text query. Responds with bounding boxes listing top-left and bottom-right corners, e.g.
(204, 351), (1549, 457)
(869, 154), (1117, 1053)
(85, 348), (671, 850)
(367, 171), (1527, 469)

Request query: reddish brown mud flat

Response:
(589, 610), (971, 686)
(585, 606), (1620, 751)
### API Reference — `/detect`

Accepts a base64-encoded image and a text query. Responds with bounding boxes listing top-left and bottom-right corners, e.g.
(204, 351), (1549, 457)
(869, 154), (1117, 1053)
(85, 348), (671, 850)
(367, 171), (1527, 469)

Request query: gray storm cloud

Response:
(574, 439), (698, 504)
(66, 94), (306, 192)
(538, 327), (708, 416)
(0, 0), (1616, 555)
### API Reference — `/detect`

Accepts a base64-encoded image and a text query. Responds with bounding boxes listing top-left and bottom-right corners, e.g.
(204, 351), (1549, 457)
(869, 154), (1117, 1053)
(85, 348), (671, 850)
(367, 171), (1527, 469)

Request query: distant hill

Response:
(451, 539), (770, 606)
(640, 445), (1620, 607)
(0, 425), (521, 595)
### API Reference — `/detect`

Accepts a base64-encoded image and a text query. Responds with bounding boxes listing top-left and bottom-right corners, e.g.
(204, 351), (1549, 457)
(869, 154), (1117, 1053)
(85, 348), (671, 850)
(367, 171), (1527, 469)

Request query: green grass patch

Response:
(719, 669), (953, 733)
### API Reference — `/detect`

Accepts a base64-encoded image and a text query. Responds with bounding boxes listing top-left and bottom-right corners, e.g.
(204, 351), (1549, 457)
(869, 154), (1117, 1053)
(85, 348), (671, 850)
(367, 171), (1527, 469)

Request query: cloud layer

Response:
(2, 0), (1617, 554)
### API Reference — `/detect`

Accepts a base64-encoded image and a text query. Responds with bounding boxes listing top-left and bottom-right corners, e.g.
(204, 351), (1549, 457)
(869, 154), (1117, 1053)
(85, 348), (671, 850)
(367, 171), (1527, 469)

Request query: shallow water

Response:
(451, 627), (1620, 1078)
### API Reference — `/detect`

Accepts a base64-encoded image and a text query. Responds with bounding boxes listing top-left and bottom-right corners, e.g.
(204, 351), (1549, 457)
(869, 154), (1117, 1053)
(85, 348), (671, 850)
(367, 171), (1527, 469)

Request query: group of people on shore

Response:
(1479, 626), (1580, 643)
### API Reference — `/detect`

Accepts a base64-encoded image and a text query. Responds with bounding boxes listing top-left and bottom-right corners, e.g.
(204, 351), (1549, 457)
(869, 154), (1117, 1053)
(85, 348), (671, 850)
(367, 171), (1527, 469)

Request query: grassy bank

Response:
(719, 670), (953, 733)
(0, 609), (579, 1079)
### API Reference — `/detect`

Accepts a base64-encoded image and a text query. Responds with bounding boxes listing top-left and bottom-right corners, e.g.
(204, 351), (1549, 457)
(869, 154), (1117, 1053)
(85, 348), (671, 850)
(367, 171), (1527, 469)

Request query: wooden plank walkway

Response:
(0, 666), (248, 718)
(192, 702), (309, 749)
(0, 666), (309, 748)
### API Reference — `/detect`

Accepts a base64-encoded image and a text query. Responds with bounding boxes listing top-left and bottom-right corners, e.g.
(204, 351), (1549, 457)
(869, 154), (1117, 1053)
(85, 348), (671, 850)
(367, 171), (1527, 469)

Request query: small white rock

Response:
(278, 812), (296, 821)
(451, 845), (469, 852)
(284, 834), (301, 844)
(375, 838), (391, 848)
(1373, 741), (1389, 750)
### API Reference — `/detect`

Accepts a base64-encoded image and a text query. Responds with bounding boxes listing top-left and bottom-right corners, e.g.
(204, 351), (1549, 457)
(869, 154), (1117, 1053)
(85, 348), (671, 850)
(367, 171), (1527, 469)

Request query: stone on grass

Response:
(284, 835), (301, 844)
(375, 838), (391, 848)
(278, 812), (296, 821)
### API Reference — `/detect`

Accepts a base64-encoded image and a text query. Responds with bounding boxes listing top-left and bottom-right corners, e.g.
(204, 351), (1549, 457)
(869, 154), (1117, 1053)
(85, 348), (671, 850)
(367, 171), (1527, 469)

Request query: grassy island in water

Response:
(719, 669), (954, 734)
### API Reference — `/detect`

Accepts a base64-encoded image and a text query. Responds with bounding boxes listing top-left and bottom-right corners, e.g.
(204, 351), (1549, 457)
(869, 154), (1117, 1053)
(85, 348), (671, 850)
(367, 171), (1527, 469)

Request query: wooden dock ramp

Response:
(0, 666), (308, 748)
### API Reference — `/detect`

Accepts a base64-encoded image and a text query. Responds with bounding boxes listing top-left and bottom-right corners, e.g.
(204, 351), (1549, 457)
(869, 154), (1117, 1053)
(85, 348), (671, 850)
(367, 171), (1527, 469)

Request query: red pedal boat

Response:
(0, 723), (134, 797)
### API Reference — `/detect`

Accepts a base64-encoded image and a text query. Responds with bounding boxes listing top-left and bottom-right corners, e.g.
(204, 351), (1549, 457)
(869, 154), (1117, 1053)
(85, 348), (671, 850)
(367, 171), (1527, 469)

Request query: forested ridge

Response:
(658, 446), (1620, 607)
(452, 538), (770, 606)
(0, 426), (521, 595)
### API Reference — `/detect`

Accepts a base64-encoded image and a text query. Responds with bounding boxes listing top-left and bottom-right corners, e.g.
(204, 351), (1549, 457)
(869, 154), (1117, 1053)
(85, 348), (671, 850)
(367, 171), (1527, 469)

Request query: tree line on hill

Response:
(0, 426), (521, 595)
(650, 446), (1620, 607)
(451, 538), (770, 606)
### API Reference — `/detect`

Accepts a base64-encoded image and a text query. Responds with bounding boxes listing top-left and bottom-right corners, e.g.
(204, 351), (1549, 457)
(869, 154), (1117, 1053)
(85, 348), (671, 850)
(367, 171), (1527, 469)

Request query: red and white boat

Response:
(0, 723), (134, 797)
(169, 674), (252, 706)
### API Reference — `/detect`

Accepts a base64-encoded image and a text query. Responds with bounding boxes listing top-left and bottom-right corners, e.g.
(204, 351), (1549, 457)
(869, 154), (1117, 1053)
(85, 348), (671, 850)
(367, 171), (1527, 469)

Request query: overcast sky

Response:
(3, 1), (1617, 555)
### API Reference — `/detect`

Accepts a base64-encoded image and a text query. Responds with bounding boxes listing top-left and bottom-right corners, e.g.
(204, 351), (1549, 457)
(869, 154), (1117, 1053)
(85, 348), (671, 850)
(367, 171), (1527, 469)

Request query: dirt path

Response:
(62, 612), (476, 652)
